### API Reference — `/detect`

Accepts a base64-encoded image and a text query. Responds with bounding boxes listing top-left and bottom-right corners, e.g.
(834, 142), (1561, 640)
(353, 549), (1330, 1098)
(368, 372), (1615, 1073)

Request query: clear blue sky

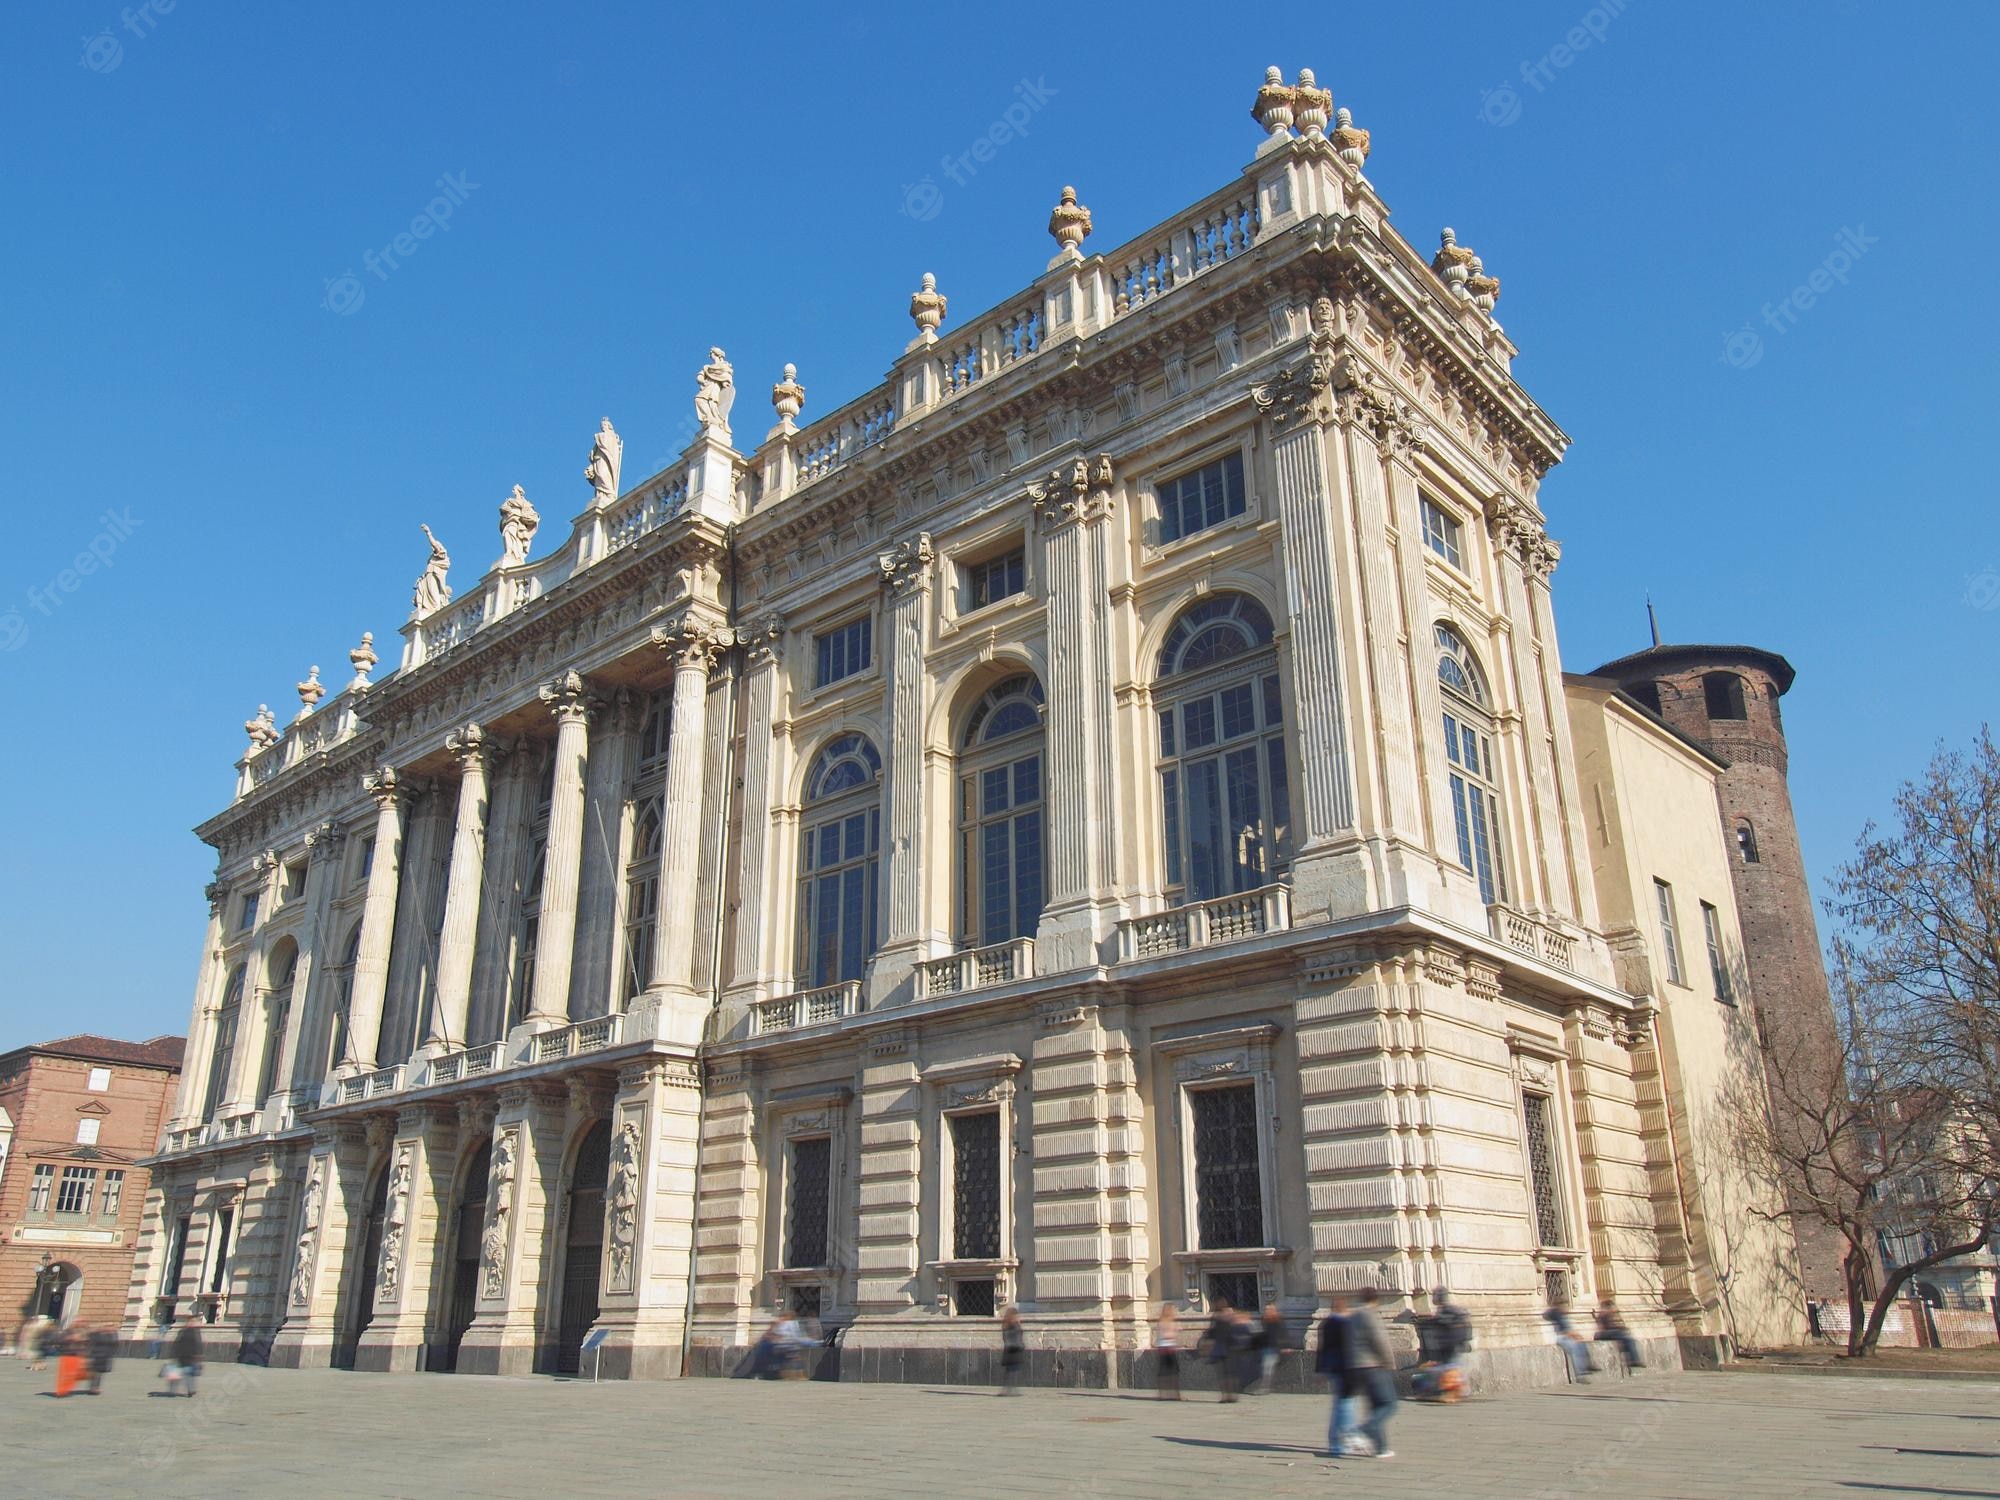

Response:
(2, 2), (1991, 1051)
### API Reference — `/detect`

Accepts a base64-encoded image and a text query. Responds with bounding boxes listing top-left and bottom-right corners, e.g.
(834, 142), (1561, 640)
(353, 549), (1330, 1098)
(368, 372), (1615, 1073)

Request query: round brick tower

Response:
(1589, 641), (1846, 1300)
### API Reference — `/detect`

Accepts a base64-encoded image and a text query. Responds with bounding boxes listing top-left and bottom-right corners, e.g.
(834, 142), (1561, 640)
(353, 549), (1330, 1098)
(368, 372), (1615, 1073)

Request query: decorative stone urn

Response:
(909, 273), (947, 341)
(1047, 186), (1092, 257)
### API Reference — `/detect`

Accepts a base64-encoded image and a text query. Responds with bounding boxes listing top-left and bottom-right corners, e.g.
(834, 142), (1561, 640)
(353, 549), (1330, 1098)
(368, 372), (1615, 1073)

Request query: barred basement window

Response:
(1522, 1092), (1567, 1248)
(1206, 1270), (1260, 1314)
(954, 1279), (997, 1317)
(951, 1111), (1002, 1260)
(1190, 1083), (1263, 1249)
(789, 1285), (822, 1321)
(785, 1137), (831, 1270)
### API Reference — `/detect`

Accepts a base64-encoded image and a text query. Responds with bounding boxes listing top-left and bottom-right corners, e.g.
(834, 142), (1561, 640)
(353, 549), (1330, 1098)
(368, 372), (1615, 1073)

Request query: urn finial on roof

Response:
(1332, 107), (1371, 172)
(771, 363), (805, 428)
(1048, 186), (1092, 259)
(348, 631), (378, 691)
(909, 272), (947, 342)
(1251, 66), (1297, 146)
(1293, 69), (1331, 140)
(294, 664), (324, 722)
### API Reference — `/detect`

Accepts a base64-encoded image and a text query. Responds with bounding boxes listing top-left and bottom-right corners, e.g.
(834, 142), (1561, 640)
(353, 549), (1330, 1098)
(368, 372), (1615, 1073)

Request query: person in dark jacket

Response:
(998, 1305), (1025, 1395)
(1346, 1288), (1398, 1458)
(1200, 1299), (1245, 1403)
(84, 1326), (116, 1394)
(1413, 1286), (1471, 1401)
(1595, 1300), (1643, 1370)
(1544, 1297), (1594, 1382)
(164, 1322), (202, 1397)
(1251, 1304), (1288, 1393)
(1315, 1293), (1359, 1456)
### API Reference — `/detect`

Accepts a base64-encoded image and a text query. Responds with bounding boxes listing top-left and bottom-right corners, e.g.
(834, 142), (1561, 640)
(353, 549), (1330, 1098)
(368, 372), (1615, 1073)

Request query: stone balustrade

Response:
(753, 980), (864, 1035)
(1116, 883), (1292, 962)
(428, 1040), (505, 1085)
(531, 1013), (623, 1063)
(1488, 904), (1578, 972)
(917, 938), (1037, 998)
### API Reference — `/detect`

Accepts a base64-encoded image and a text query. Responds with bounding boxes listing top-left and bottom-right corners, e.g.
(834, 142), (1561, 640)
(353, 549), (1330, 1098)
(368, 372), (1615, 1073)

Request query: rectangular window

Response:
(29, 1164), (54, 1214)
(785, 1137), (831, 1270)
(75, 1118), (100, 1146)
(1189, 1083), (1263, 1249)
(237, 893), (259, 931)
(86, 1066), (111, 1092)
(1655, 879), (1685, 986)
(281, 863), (307, 902)
(56, 1166), (96, 1215)
(951, 1111), (1002, 1260)
(813, 617), (873, 688)
(356, 837), (375, 885)
(1420, 496), (1464, 569)
(1701, 901), (1733, 1003)
(209, 1206), (235, 1293)
(162, 1214), (192, 1298)
(1157, 451), (1247, 544)
(100, 1170), (125, 1219)
(967, 548), (1026, 610)
(1522, 1092), (1567, 1247)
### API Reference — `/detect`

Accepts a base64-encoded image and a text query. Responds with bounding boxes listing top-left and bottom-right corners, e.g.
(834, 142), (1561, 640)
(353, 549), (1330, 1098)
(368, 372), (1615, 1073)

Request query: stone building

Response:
(128, 68), (1809, 1384)
(1, 1033), (183, 1339)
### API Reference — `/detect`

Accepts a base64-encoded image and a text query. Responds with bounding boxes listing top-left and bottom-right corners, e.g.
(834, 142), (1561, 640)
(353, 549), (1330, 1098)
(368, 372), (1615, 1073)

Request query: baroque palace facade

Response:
(128, 68), (1809, 1385)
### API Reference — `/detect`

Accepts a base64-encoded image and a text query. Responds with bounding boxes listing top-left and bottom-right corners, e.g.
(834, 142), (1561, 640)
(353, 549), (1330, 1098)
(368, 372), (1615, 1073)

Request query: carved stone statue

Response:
(585, 418), (623, 504)
(289, 1165), (324, 1307)
(498, 485), (540, 567)
(413, 525), (452, 616)
(377, 1147), (412, 1302)
(481, 1131), (518, 1299)
(694, 348), (735, 435)
(605, 1122), (641, 1294)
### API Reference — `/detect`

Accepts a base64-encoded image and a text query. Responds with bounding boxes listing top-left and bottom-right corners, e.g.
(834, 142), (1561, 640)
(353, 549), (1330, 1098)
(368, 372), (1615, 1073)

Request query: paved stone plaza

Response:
(2, 1366), (1994, 1498)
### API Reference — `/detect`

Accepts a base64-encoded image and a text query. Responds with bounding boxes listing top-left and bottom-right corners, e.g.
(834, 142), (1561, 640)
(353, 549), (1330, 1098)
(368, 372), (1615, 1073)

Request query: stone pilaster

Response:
(278, 822), (347, 1093)
(1250, 313), (1365, 922)
(469, 738), (528, 1044)
(170, 884), (228, 1126)
(588, 1058), (705, 1378)
(456, 1082), (569, 1376)
(271, 1124), (374, 1369)
(1030, 460), (1120, 973)
(426, 727), (491, 1050)
(342, 767), (407, 1073)
(572, 691), (643, 1020)
(354, 1105), (460, 1372)
(874, 536), (935, 1002)
(687, 1056), (762, 1353)
(640, 620), (728, 1043)
(852, 1030), (922, 1313)
(527, 673), (593, 1027)
(1027, 1001), (1119, 1336)
(725, 617), (786, 1007)
(224, 852), (286, 1113)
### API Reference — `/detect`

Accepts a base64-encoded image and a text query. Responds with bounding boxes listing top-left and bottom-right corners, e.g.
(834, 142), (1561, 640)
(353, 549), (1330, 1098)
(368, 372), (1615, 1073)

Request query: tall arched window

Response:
(1437, 624), (1507, 906)
(256, 944), (299, 1105)
(622, 802), (663, 1002)
(1736, 819), (1760, 865)
(325, 924), (361, 1074)
(1154, 594), (1292, 903)
(797, 734), (882, 988)
(959, 675), (1046, 946)
(203, 966), (246, 1120)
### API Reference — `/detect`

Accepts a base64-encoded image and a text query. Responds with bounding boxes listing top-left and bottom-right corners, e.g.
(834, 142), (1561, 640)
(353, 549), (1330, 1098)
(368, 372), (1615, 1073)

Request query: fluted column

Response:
(342, 767), (407, 1073)
(1250, 299), (1364, 921)
(171, 883), (229, 1126)
(875, 538), (933, 997)
(528, 673), (593, 1026)
(644, 620), (728, 1009)
(573, 692), (644, 1019)
(1030, 459), (1119, 974)
(726, 615), (786, 1004)
(426, 724), (491, 1050)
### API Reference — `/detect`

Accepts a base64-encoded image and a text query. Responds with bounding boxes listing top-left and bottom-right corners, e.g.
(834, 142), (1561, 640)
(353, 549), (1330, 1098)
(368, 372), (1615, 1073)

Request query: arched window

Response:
(256, 945), (299, 1105)
(1736, 820), (1760, 865)
(622, 802), (663, 1003)
(325, 924), (361, 1075)
(1154, 594), (1292, 902)
(1703, 672), (1749, 721)
(204, 966), (246, 1120)
(798, 734), (882, 988)
(1437, 624), (1508, 905)
(958, 676), (1046, 946)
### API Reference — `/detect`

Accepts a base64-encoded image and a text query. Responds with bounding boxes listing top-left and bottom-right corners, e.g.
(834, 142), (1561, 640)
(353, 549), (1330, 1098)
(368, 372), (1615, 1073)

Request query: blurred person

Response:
(998, 1305), (1025, 1395)
(1543, 1296), (1594, 1383)
(1315, 1292), (1362, 1456)
(1595, 1299), (1643, 1370)
(1153, 1303), (1182, 1400)
(1346, 1288), (1398, 1459)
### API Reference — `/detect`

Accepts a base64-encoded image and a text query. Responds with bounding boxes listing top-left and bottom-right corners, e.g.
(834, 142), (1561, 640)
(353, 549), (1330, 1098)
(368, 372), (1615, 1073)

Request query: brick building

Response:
(1, 1034), (184, 1340)
(1590, 642), (1847, 1300)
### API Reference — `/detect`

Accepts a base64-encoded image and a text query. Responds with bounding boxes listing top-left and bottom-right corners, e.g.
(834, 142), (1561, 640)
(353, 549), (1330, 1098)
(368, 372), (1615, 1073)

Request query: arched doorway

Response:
(28, 1261), (81, 1325)
(435, 1139), (491, 1373)
(556, 1121), (610, 1375)
(337, 1163), (391, 1369)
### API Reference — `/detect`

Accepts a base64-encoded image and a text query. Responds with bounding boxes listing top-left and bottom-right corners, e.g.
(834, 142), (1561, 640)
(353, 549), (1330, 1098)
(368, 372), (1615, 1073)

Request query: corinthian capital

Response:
(305, 821), (348, 859)
(445, 722), (488, 767)
(742, 612), (786, 667)
(877, 533), (935, 594)
(538, 671), (593, 724)
(363, 764), (402, 809)
(649, 618), (732, 672)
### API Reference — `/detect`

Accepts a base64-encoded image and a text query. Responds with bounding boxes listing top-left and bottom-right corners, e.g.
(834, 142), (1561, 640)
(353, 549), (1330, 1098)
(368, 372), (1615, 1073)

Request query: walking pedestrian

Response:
(162, 1321), (202, 1397)
(1252, 1304), (1288, 1393)
(53, 1326), (86, 1398)
(1153, 1304), (1182, 1400)
(771, 1309), (807, 1379)
(23, 1314), (53, 1372)
(997, 1305), (1025, 1395)
(1315, 1292), (1360, 1457)
(1594, 1299), (1644, 1370)
(1543, 1296), (1594, 1383)
(1346, 1288), (1398, 1459)
(146, 1308), (172, 1362)
(1199, 1298), (1243, 1402)
(84, 1324), (117, 1395)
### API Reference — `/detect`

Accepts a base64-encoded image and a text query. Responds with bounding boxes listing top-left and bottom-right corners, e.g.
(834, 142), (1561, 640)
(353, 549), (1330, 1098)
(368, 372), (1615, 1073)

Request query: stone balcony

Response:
(917, 938), (1036, 999)
(1116, 883), (1293, 962)
(1487, 903), (1578, 972)
(754, 981), (865, 1036)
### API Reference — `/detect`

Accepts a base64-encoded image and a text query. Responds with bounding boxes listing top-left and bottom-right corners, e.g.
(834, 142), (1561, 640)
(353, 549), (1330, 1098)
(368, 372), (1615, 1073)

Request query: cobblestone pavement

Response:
(2, 1363), (1995, 1499)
